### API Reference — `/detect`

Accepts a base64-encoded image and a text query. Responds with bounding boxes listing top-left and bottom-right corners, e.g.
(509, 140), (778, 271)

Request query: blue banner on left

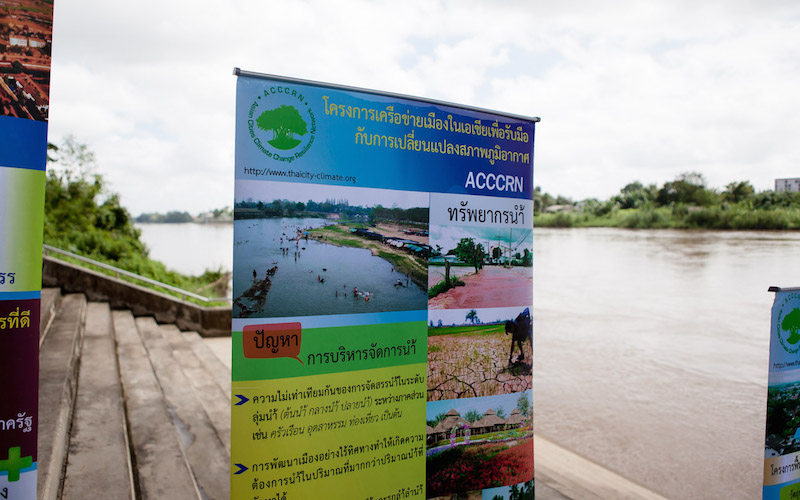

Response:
(0, 116), (47, 171)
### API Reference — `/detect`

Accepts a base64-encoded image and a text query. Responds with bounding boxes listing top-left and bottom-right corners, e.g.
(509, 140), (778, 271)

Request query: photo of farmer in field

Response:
(428, 224), (532, 310)
(425, 392), (533, 498)
(428, 307), (532, 401)
(233, 180), (429, 318)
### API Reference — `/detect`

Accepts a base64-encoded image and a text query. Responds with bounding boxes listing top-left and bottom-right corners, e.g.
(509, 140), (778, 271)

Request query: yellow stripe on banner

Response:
(232, 364), (426, 499)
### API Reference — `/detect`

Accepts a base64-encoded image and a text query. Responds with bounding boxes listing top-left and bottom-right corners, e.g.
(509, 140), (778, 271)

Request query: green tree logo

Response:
(255, 105), (308, 150)
(781, 308), (800, 346)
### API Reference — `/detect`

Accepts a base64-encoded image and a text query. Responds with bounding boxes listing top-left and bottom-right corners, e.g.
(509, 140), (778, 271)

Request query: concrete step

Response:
(135, 317), (230, 500)
(185, 331), (231, 398)
(161, 325), (231, 453)
(37, 293), (86, 500)
(112, 310), (201, 500)
(39, 287), (62, 343)
(61, 302), (134, 499)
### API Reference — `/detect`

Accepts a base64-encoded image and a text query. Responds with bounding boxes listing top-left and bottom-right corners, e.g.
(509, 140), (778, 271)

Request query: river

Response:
(136, 222), (233, 275)
(137, 223), (797, 498)
(534, 227), (800, 499)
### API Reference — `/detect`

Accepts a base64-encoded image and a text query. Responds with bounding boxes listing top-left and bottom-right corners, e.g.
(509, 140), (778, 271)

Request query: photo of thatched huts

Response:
(425, 392), (533, 498)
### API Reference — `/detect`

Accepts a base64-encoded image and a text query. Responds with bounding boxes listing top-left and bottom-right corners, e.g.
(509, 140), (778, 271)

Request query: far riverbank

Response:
(534, 205), (800, 230)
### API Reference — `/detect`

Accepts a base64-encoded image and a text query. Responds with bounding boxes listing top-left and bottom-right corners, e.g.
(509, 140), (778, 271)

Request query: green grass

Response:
(429, 427), (531, 448)
(307, 224), (428, 288)
(428, 276), (465, 298)
(428, 324), (504, 337)
(534, 206), (800, 230)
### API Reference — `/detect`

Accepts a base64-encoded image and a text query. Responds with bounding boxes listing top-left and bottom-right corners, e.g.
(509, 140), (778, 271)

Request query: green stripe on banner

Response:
(233, 321), (427, 381)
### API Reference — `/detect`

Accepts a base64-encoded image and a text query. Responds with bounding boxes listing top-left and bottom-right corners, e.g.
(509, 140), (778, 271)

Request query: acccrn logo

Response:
(777, 293), (800, 354)
(247, 85), (316, 163)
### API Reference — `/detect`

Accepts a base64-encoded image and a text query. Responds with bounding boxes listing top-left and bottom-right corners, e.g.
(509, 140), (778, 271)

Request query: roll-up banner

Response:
(0, 1), (55, 498)
(231, 69), (537, 499)
(765, 287), (800, 498)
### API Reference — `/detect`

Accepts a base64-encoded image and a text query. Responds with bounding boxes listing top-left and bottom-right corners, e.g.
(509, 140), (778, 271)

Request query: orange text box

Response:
(242, 322), (302, 363)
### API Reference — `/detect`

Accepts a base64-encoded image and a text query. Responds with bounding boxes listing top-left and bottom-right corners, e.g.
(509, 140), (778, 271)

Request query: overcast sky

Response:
(47, 0), (800, 215)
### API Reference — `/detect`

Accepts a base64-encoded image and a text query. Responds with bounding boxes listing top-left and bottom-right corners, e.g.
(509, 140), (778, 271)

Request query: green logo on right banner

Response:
(777, 294), (800, 354)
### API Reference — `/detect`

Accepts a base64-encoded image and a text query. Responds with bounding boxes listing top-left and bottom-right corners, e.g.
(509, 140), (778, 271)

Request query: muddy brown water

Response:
(534, 227), (800, 499)
(139, 223), (799, 498)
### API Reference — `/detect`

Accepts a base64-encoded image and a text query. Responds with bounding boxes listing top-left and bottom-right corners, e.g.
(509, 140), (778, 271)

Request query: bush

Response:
(428, 276), (465, 298)
(44, 138), (227, 300)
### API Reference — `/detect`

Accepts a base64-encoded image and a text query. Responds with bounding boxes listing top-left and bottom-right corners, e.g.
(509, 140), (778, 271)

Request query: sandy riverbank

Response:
(307, 223), (428, 289)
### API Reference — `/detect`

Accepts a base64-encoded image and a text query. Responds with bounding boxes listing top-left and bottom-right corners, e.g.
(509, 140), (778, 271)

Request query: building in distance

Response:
(775, 178), (800, 193)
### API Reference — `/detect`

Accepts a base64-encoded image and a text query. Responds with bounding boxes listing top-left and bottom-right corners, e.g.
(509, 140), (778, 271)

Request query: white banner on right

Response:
(764, 287), (800, 497)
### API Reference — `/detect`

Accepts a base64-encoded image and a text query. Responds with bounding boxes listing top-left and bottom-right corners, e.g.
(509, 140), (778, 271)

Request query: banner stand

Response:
(230, 70), (537, 499)
(764, 286), (800, 498)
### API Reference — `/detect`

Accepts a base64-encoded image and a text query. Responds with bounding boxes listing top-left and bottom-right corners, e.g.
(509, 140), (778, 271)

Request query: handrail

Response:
(43, 244), (232, 304)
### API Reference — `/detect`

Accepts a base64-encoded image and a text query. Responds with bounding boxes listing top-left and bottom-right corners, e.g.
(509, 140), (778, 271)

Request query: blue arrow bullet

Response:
(234, 463), (248, 475)
(234, 395), (249, 406)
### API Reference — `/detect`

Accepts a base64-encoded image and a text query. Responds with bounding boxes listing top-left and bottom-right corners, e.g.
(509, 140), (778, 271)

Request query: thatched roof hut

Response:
(433, 409), (470, 434)
(505, 408), (525, 427)
(471, 409), (506, 434)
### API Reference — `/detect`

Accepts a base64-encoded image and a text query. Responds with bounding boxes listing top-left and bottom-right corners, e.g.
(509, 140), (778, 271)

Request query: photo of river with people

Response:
(233, 217), (428, 318)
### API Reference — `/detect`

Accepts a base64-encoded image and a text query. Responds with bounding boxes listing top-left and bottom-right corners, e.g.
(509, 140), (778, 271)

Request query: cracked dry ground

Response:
(428, 331), (532, 401)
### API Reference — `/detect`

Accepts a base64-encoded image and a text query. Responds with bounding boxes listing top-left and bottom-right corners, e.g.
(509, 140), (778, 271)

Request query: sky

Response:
(46, 0), (800, 216)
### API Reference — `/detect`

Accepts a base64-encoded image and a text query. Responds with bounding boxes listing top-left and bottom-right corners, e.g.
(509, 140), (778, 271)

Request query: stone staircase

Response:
(37, 288), (231, 500)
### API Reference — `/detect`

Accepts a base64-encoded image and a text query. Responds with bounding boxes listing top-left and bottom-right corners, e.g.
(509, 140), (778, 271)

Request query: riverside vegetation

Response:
(535, 172), (800, 229)
(44, 138), (228, 302)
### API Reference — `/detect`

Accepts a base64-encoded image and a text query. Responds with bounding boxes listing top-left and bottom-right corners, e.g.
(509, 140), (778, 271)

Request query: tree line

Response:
(235, 198), (428, 224)
(534, 172), (800, 229)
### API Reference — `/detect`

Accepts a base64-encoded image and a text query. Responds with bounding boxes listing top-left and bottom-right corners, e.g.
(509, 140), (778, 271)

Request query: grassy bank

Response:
(306, 224), (428, 288)
(535, 173), (800, 230)
(535, 206), (800, 230)
(428, 323), (504, 337)
(427, 275), (465, 299)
